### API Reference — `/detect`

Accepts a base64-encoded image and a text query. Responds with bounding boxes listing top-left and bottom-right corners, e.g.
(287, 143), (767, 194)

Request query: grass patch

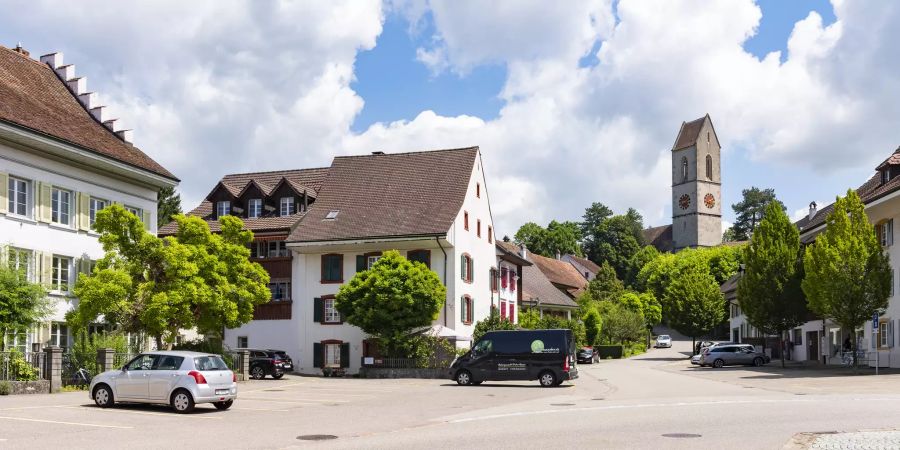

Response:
(61, 385), (88, 392)
(623, 342), (647, 358)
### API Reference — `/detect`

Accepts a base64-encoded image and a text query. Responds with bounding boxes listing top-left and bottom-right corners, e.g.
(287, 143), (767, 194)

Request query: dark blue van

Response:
(449, 329), (578, 387)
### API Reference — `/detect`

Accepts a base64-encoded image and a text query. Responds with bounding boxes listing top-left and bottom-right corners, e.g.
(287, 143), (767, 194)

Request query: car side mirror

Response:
(121, 365), (128, 371)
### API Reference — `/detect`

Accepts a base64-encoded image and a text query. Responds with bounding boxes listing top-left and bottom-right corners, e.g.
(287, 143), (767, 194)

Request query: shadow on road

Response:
(76, 402), (224, 414)
(439, 383), (575, 389)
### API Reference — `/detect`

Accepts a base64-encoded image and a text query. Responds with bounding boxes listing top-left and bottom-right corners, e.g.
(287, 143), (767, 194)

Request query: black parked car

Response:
(576, 348), (596, 364)
(267, 349), (294, 372)
(241, 349), (291, 379)
(450, 329), (578, 387)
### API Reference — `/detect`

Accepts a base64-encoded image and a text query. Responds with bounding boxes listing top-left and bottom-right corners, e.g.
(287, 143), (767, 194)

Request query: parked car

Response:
(450, 329), (579, 387)
(241, 349), (287, 380)
(690, 354), (701, 365)
(577, 348), (596, 364)
(655, 335), (672, 348)
(267, 349), (294, 372)
(89, 351), (237, 414)
(699, 344), (770, 368)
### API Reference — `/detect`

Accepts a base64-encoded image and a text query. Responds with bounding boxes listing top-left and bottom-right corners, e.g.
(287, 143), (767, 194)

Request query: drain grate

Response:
(662, 433), (701, 439)
(265, 389), (285, 392)
(550, 403), (575, 406)
(297, 435), (338, 441)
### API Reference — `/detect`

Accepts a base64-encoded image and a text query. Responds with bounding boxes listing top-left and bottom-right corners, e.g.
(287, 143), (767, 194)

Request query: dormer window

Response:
(280, 197), (294, 216)
(882, 169), (890, 185)
(248, 199), (262, 218)
(325, 210), (340, 220)
(216, 201), (231, 217)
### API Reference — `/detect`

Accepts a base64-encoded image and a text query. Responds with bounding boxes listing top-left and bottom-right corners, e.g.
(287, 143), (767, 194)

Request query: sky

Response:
(1, 0), (898, 238)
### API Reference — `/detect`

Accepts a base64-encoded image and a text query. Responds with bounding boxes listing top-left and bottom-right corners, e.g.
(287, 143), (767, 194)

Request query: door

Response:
(806, 331), (819, 361)
(117, 354), (156, 400)
(148, 355), (184, 400)
(468, 338), (495, 381)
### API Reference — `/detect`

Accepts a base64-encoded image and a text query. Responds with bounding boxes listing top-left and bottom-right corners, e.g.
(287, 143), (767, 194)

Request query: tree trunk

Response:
(780, 335), (786, 368)
(154, 335), (163, 351)
(692, 337), (696, 355)
(852, 336), (859, 374)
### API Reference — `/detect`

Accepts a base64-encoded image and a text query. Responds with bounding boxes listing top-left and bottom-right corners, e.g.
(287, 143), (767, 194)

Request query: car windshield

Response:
(194, 355), (229, 371)
(659, 335), (670, 339)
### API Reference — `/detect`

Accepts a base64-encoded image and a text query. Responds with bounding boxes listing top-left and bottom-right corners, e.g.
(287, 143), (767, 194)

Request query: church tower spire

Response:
(671, 114), (722, 250)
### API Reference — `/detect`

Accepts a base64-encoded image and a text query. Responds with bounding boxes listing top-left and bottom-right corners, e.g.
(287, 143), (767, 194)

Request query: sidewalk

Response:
(785, 428), (900, 449)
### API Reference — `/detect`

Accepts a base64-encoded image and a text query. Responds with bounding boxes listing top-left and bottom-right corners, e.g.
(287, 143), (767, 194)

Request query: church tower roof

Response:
(672, 113), (713, 151)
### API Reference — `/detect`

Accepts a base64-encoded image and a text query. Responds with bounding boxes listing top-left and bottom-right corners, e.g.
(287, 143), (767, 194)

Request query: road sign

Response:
(873, 313), (880, 332)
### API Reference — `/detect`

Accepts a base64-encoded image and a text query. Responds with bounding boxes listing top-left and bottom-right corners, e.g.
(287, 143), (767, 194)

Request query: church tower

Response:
(671, 114), (722, 251)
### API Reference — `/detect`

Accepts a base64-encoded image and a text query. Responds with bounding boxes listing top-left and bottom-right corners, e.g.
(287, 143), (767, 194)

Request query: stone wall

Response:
(1, 380), (50, 395)
(358, 367), (447, 379)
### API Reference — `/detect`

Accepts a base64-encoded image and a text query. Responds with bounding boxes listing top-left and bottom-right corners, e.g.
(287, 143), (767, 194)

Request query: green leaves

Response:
(513, 220), (582, 258)
(802, 189), (891, 332)
(664, 265), (725, 339)
(0, 259), (49, 336)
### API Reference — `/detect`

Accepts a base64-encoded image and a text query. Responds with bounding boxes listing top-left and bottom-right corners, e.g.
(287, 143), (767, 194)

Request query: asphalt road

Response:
(2, 334), (900, 449)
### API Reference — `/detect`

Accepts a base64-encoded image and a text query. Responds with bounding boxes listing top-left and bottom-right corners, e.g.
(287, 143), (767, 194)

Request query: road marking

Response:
(0, 415), (132, 429)
(241, 381), (308, 393)
(0, 405), (74, 411)
(238, 397), (350, 404)
(232, 407), (291, 412)
(54, 406), (222, 420)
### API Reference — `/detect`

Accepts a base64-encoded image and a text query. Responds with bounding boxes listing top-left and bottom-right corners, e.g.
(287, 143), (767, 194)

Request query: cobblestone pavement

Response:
(787, 429), (900, 449)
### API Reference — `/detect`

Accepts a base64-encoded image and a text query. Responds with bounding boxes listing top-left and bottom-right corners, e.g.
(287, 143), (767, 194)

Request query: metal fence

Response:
(1, 351), (45, 382)
(360, 356), (452, 369)
(222, 351), (245, 377)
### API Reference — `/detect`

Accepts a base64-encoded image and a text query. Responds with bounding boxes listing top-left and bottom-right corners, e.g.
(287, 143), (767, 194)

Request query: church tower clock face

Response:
(704, 193), (716, 209)
(678, 194), (691, 210)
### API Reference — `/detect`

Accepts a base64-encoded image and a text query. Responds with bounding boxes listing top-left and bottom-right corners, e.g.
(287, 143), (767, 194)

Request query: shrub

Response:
(472, 308), (517, 342)
(0, 381), (9, 395)
(2, 350), (39, 381)
(68, 331), (129, 374)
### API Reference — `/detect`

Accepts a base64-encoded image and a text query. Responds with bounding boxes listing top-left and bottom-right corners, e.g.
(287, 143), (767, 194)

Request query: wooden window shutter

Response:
(142, 210), (152, 231)
(39, 183), (53, 223)
(469, 258), (474, 282)
(356, 255), (366, 272)
(78, 193), (91, 231)
(313, 342), (323, 368)
(313, 297), (323, 323)
(340, 343), (350, 368)
(460, 255), (466, 281)
(41, 252), (52, 286)
(0, 172), (7, 214)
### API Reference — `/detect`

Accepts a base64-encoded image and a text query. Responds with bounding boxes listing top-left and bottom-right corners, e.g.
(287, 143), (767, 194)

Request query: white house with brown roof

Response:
(0, 45), (177, 352)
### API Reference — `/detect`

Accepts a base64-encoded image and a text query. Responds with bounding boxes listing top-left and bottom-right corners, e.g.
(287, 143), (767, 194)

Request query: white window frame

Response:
(89, 197), (108, 229)
(881, 220), (894, 247)
(324, 298), (341, 323)
(3, 329), (27, 353)
(367, 255), (381, 269)
(216, 201), (230, 217)
(280, 197), (294, 216)
(247, 199), (263, 218)
(324, 343), (341, 368)
(268, 281), (290, 301)
(237, 336), (248, 348)
(51, 186), (73, 226)
(50, 322), (68, 349)
(879, 321), (889, 348)
(7, 176), (30, 217)
(52, 255), (72, 293)
(7, 247), (32, 281)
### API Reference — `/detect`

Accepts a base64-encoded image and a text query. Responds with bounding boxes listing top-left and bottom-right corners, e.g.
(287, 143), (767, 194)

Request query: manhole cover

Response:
(550, 403), (575, 406)
(662, 433), (701, 439)
(265, 389), (285, 392)
(592, 398), (605, 401)
(297, 435), (338, 441)
(795, 393), (807, 396)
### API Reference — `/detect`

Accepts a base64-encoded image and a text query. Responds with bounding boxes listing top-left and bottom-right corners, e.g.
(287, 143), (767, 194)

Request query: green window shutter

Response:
(313, 297), (323, 323)
(0, 171), (8, 214)
(313, 343), (323, 368)
(356, 255), (366, 272)
(78, 193), (91, 231)
(142, 210), (152, 231)
(340, 343), (350, 368)
(39, 183), (52, 223)
(470, 259), (474, 283)
(460, 255), (465, 281)
(460, 297), (465, 323)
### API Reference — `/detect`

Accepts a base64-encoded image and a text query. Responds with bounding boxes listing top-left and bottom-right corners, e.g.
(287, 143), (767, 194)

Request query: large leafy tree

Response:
(582, 207), (645, 280)
(583, 308), (603, 347)
(624, 245), (660, 289)
(731, 187), (784, 241)
(585, 261), (624, 303)
(597, 302), (645, 345)
(335, 250), (446, 356)
(803, 189), (892, 368)
(157, 186), (183, 228)
(69, 206), (270, 349)
(513, 220), (581, 257)
(472, 308), (517, 342)
(0, 259), (49, 349)
(665, 264), (726, 352)
(737, 202), (808, 367)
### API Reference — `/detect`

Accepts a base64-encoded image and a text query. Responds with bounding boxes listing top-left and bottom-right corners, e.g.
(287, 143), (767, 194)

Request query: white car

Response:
(89, 351), (237, 414)
(655, 335), (672, 348)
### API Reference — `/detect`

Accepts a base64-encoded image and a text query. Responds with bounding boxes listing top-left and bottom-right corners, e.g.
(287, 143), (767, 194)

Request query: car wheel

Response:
(753, 357), (764, 367)
(272, 373), (284, 380)
(538, 371), (557, 387)
(455, 370), (473, 386)
(93, 384), (114, 408)
(171, 389), (195, 414)
(713, 359), (725, 368)
(250, 366), (266, 380)
(214, 399), (234, 410)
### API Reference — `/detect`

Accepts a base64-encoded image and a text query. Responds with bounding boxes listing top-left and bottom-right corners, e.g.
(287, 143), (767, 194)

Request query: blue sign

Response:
(873, 313), (880, 332)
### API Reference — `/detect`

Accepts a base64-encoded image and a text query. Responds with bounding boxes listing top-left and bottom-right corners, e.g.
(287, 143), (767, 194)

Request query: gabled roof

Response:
(287, 147), (479, 243)
(529, 253), (589, 297)
(236, 179), (275, 198)
(876, 147), (900, 170)
(672, 114), (713, 151)
(496, 241), (532, 266)
(563, 254), (600, 274)
(221, 167), (329, 194)
(205, 180), (242, 200)
(0, 45), (176, 180)
(643, 224), (674, 252)
(269, 177), (317, 200)
(521, 263), (579, 309)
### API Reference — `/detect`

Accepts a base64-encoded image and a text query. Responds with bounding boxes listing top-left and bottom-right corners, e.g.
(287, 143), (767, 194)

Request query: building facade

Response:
(0, 45), (177, 352)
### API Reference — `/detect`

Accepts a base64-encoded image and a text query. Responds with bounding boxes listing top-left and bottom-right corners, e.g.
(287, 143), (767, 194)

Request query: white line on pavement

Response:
(232, 407), (291, 412)
(0, 415), (132, 429)
(54, 406), (222, 420)
(239, 397), (350, 404)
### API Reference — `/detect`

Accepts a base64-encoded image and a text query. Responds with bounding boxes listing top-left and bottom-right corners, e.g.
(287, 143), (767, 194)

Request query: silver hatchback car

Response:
(89, 351), (238, 413)
(699, 344), (770, 368)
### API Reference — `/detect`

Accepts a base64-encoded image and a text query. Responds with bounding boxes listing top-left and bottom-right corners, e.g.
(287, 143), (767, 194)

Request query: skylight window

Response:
(325, 210), (340, 220)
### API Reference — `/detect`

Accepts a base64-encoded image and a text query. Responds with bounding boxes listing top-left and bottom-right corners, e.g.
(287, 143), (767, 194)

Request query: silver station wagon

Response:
(89, 351), (238, 413)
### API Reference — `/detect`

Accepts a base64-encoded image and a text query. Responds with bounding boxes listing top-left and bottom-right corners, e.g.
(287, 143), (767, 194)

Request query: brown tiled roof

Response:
(0, 45), (176, 180)
(222, 168), (328, 194)
(496, 241), (532, 266)
(876, 147), (900, 170)
(643, 224), (673, 252)
(672, 115), (707, 151)
(564, 254), (600, 274)
(158, 200), (306, 235)
(288, 147), (479, 243)
(529, 253), (589, 294)
(521, 263), (579, 309)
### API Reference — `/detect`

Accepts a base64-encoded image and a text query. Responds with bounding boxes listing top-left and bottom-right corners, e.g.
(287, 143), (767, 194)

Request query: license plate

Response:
(215, 389), (229, 395)
(283, 364), (292, 370)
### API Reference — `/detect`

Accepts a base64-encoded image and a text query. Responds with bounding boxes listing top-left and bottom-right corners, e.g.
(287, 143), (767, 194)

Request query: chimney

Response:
(40, 52), (63, 68)
(12, 43), (29, 57)
(809, 201), (818, 220)
(555, 251), (561, 260)
(519, 243), (527, 260)
(116, 129), (134, 143)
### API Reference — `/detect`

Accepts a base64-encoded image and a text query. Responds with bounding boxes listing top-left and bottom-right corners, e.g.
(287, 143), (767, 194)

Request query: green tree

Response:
(586, 261), (624, 303)
(737, 202), (808, 367)
(665, 264), (726, 352)
(624, 245), (660, 288)
(803, 189), (892, 369)
(514, 222), (547, 255)
(0, 260), (49, 347)
(335, 250), (446, 357)
(157, 186), (183, 228)
(598, 302), (645, 344)
(580, 202), (614, 237)
(731, 187), (784, 241)
(619, 291), (662, 329)
(722, 227), (738, 243)
(583, 308), (602, 346)
(582, 208), (645, 280)
(514, 221), (582, 257)
(472, 308), (517, 342)
(69, 206), (270, 349)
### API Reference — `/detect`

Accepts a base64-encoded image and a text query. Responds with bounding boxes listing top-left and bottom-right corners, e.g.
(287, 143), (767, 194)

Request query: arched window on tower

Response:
(706, 154), (713, 180)
(681, 156), (688, 182)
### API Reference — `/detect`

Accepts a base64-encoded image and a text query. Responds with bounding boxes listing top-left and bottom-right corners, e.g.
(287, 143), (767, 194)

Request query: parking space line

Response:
(232, 407), (291, 412)
(54, 406), (222, 420)
(238, 397), (350, 404)
(0, 415), (132, 429)
(242, 381), (308, 393)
